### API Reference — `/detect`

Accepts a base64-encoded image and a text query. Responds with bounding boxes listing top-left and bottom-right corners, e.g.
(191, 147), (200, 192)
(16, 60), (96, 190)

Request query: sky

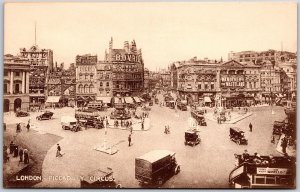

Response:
(4, 2), (297, 71)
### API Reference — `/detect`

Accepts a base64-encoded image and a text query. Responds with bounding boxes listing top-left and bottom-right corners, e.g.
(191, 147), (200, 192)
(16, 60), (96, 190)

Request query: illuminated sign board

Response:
(220, 75), (245, 87)
(256, 168), (291, 175)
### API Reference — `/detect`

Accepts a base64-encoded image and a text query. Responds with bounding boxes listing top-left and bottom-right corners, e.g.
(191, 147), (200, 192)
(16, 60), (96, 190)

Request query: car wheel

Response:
(157, 177), (163, 185)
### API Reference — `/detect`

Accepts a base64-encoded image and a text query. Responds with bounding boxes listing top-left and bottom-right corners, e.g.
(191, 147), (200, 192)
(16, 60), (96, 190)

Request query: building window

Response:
(15, 72), (20, 77)
(106, 82), (109, 87)
(15, 84), (20, 93)
(198, 84), (201, 90)
(205, 84), (208, 90)
(78, 84), (83, 93)
(89, 84), (94, 93)
(4, 70), (8, 76)
(4, 83), (7, 93)
(100, 82), (103, 87)
(211, 84), (214, 90)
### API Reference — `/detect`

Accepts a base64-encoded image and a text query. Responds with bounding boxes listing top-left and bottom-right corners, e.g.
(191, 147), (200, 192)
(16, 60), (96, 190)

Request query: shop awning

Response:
(96, 97), (111, 104)
(46, 96), (61, 103)
(204, 96), (212, 103)
(124, 97), (134, 104)
(133, 97), (141, 103)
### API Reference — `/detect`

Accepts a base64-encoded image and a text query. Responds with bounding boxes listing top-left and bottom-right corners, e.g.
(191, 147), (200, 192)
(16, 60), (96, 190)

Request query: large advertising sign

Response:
(220, 75), (245, 88)
(256, 168), (291, 175)
(114, 53), (141, 63)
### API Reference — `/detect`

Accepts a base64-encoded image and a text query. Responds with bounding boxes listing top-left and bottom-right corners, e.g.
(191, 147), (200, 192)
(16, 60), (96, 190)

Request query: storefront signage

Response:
(115, 54), (141, 63)
(256, 168), (290, 175)
(221, 75), (245, 88)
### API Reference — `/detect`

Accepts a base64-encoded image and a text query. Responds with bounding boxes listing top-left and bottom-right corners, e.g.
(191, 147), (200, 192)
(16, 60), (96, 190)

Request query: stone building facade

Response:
(19, 45), (54, 105)
(104, 38), (144, 96)
(75, 54), (97, 106)
(3, 54), (30, 112)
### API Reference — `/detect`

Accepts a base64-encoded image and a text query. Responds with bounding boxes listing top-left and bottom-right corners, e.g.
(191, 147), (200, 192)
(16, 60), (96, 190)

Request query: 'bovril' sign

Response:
(114, 54), (141, 63)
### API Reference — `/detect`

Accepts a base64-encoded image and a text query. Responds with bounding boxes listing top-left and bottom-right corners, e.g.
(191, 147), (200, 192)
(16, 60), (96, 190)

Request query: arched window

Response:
(89, 84), (94, 93)
(78, 84), (83, 93)
(84, 84), (89, 93)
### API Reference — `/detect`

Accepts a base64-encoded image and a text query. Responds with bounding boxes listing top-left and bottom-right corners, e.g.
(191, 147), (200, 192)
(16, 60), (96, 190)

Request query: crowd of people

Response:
(3, 141), (30, 165)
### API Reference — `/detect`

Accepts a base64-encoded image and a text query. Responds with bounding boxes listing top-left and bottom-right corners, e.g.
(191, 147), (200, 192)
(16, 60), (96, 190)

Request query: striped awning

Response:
(46, 96), (60, 103)
(96, 97), (111, 104)
(124, 97), (134, 104)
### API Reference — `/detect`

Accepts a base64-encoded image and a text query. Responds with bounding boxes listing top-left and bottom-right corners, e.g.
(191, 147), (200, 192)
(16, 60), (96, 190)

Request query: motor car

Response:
(80, 167), (120, 188)
(135, 150), (180, 185)
(229, 127), (248, 145)
(15, 110), (29, 117)
(36, 111), (54, 120)
(184, 130), (201, 146)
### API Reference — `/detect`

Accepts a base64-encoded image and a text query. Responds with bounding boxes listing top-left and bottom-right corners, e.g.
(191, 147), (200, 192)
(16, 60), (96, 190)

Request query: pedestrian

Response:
(16, 123), (21, 133)
(281, 137), (288, 154)
(128, 134), (132, 147)
(14, 145), (19, 157)
(23, 149), (29, 164)
(141, 122), (144, 130)
(19, 148), (24, 162)
(249, 123), (253, 132)
(26, 122), (30, 132)
(9, 141), (15, 154)
(56, 144), (62, 157)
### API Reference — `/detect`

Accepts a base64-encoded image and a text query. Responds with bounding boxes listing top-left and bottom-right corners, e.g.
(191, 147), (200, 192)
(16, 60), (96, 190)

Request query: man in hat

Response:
(128, 134), (132, 147)
(249, 122), (253, 132)
(56, 144), (63, 157)
(242, 150), (250, 162)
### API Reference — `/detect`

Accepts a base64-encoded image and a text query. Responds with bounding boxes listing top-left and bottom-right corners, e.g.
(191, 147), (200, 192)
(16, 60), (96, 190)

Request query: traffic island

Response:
(94, 144), (118, 155)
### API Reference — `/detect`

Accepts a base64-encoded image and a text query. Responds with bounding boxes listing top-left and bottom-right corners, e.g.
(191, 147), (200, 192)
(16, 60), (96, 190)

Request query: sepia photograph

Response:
(2, 1), (297, 189)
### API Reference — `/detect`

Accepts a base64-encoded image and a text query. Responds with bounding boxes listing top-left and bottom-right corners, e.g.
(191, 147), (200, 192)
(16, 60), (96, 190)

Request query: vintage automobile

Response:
(273, 120), (285, 135)
(61, 116), (81, 132)
(184, 130), (201, 146)
(229, 154), (296, 188)
(80, 167), (120, 188)
(229, 127), (248, 145)
(177, 102), (187, 111)
(166, 100), (175, 109)
(135, 150), (180, 185)
(85, 117), (104, 129)
(191, 110), (207, 126)
(149, 100), (153, 106)
(87, 101), (105, 111)
(36, 111), (54, 120)
(15, 110), (29, 117)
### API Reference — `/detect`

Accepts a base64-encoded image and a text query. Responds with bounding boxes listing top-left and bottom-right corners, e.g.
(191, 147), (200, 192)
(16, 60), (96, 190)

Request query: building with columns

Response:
(4, 54), (30, 112)
(75, 54), (97, 106)
(173, 58), (263, 107)
(19, 45), (54, 106)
